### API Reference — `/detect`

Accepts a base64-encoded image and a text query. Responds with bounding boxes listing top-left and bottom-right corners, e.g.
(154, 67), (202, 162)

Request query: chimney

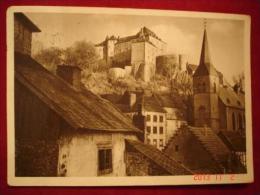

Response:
(56, 65), (82, 91)
(129, 93), (137, 108)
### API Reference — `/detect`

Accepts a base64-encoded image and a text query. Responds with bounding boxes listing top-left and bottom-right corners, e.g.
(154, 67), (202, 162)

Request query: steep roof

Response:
(126, 139), (192, 175)
(136, 26), (164, 42)
(15, 52), (141, 133)
(218, 131), (246, 152)
(116, 35), (138, 44)
(141, 95), (166, 113)
(189, 126), (231, 164)
(15, 13), (41, 32)
(219, 86), (245, 109)
(193, 29), (218, 77)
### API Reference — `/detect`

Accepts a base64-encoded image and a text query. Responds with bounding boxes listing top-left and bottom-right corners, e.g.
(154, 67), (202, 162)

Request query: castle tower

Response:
(193, 22), (220, 132)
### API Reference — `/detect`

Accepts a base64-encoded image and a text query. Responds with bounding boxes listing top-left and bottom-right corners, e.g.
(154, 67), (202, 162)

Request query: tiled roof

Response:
(154, 93), (185, 109)
(116, 35), (138, 44)
(126, 139), (192, 175)
(218, 131), (246, 152)
(189, 126), (231, 164)
(15, 52), (141, 133)
(219, 86), (245, 109)
(115, 26), (163, 45)
(136, 26), (164, 42)
(141, 95), (166, 113)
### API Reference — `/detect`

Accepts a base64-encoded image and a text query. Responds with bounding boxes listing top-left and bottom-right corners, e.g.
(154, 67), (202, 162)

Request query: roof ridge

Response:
(188, 126), (230, 163)
(126, 139), (193, 175)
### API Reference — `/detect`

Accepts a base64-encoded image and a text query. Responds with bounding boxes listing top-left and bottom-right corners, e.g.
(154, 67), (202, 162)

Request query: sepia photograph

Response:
(6, 6), (253, 186)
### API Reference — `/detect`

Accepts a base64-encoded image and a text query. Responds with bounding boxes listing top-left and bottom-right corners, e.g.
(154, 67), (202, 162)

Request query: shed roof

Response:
(15, 52), (141, 133)
(126, 139), (192, 175)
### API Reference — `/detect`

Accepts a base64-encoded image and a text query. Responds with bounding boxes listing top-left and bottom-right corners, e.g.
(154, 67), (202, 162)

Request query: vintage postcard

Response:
(7, 6), (253, 186)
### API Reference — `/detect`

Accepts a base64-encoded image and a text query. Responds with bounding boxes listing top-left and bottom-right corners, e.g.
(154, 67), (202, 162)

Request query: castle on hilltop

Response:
(95, 26), (167, 82)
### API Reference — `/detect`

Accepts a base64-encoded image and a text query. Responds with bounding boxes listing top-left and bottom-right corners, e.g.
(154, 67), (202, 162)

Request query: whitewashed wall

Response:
(58, 132), (137, 177)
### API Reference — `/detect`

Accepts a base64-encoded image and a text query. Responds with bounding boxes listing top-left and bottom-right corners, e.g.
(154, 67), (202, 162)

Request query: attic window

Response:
(237, 101), (241, 106)
(227, 98), (230, 104)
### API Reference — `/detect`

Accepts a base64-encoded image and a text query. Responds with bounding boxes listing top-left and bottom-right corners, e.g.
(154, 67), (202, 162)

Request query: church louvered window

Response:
(232, 112), (236, 131)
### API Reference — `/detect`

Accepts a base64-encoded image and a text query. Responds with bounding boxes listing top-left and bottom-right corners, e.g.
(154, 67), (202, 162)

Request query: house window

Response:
(146, 115), (151, 121)
(159, 139), (163, 147)
(153, 115), (158, 122)
(159, 127), (163, 134)
(98, 148), (112, 175)
(153, 126), (157, 134)
(147, 126), (151, 134)
(153, 139), (157, 146)
(159, 115), (164, 122)
(175, 145), (179, 152)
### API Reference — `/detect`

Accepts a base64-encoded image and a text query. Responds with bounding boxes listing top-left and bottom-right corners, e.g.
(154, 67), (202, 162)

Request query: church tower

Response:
(193, 21), (220, 132)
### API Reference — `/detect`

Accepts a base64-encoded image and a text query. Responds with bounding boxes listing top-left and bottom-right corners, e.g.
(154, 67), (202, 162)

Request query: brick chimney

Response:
(56, 65), (82, 91)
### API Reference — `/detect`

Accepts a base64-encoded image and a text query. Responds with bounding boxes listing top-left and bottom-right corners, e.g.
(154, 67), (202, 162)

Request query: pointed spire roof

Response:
(199, 29), (211, 65)
(194, 28), (218, 77)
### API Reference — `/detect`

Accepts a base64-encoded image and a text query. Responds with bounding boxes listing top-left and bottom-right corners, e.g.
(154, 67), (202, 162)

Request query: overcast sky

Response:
(25, 12), (245, 83)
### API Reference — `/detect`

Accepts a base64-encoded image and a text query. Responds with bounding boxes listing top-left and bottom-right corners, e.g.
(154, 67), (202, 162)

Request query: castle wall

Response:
(115, 41), (132, 55)
(131, 41), (145, 77)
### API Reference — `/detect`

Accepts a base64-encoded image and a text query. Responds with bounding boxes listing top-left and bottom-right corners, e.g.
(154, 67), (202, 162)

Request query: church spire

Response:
(193, 19), (218, 77)
(199, 19), (211, 66)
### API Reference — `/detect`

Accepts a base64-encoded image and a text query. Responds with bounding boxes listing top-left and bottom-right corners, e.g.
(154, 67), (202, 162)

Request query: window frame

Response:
(97, 147), (113, 175)
(153, 126), (157, 134)
(146, 126), (151, 134)
(159, 115), (164, 122)
(159, 126), (164, 134)
(153, 115), (158, 122)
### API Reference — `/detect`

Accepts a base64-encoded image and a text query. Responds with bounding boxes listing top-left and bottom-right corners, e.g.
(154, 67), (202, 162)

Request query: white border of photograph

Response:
(6, 6), (253, 186)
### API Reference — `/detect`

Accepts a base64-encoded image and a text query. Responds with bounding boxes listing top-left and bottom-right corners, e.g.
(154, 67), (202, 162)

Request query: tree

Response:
(33, 47), (63, 73)
(63, 40), (99, 71)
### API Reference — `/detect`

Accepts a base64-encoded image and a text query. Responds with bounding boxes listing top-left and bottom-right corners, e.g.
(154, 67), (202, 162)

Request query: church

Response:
(164, 25), (246, 173)
(193, 27), (245, 134)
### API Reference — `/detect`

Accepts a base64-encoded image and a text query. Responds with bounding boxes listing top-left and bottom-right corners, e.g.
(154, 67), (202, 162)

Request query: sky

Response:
(25, 12), (245, 83)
